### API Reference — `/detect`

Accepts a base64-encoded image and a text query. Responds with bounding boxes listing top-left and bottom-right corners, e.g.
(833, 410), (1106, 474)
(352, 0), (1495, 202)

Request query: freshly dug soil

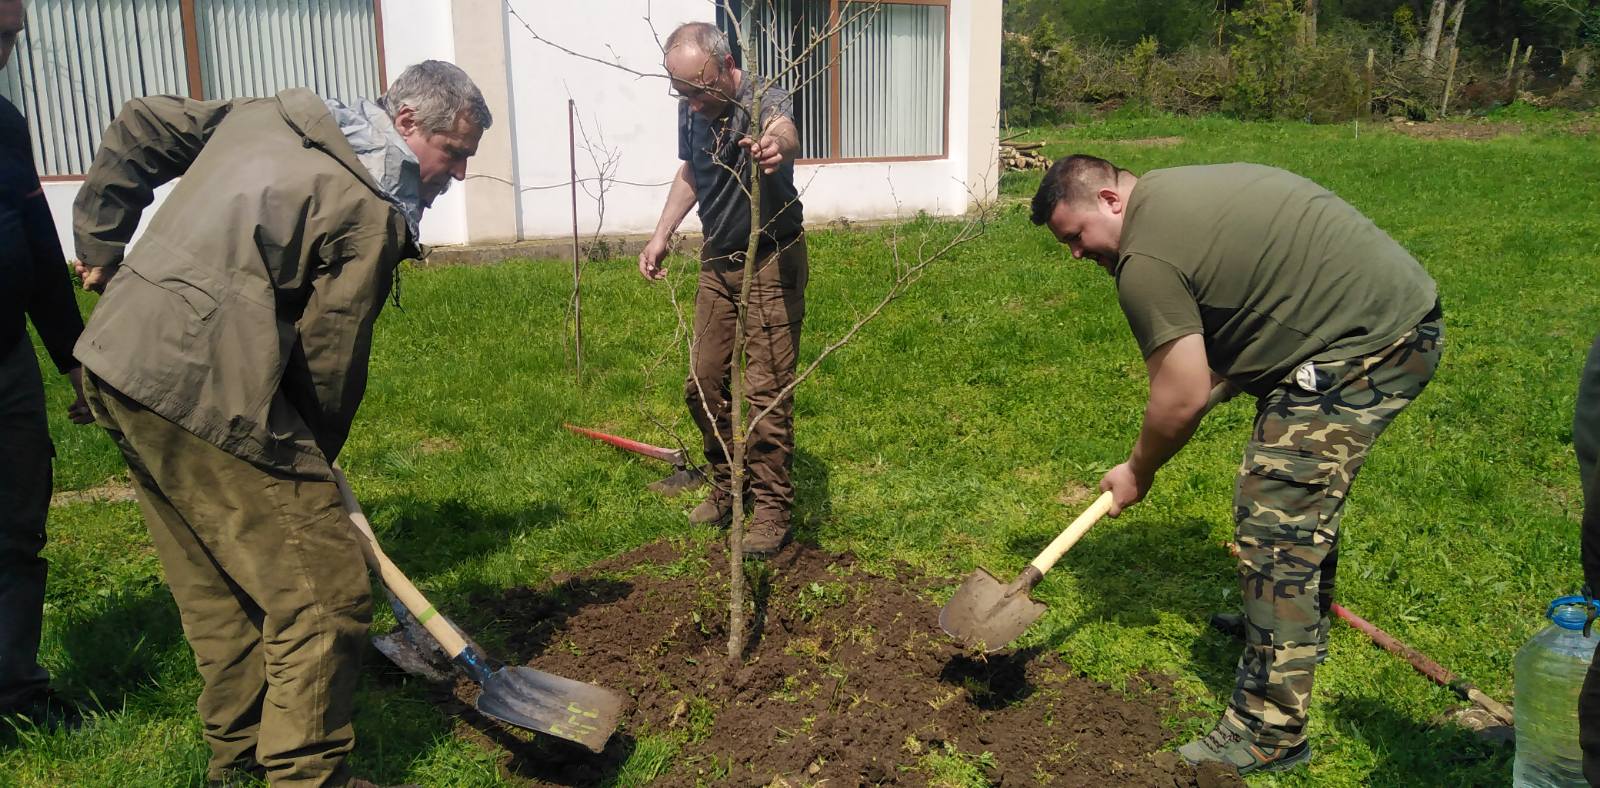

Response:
(436, 539), (1242, 787)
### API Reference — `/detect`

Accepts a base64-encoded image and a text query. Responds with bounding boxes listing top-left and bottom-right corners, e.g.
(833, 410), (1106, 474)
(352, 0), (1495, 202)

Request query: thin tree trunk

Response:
(1439, 1), (1465, 60)
(1421, 0), (1446, 70)
(1302, 0), (1318, 47)
(1573, 51), (1593, 90)
(726, 81), (762, 662)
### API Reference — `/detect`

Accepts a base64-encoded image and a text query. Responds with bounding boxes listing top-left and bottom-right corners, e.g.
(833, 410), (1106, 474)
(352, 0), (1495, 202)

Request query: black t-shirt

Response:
(677, 72), (803, 255)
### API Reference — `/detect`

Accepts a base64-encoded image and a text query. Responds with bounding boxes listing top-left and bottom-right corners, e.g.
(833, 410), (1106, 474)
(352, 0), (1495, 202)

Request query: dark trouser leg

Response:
(686, 265), (738, 497)
(1227, 317), (1442, 747)
(84, 375), (371, 787)
(0, 335), (51, 709)
(743, 239), (807, 518)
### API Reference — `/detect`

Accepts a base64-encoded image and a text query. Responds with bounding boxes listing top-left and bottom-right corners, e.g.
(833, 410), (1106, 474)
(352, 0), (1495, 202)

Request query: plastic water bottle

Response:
(1514, 595), (1600, 787)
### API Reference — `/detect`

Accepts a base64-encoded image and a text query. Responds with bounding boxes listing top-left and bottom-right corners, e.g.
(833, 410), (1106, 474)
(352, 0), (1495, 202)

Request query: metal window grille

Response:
(0, 0), (380, 177)
(1, 0), (188, 176)
(724, 0), (947, 161)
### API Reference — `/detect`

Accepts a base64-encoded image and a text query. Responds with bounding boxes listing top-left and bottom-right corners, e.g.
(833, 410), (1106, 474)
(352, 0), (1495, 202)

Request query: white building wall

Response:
(35, 0), (997, 256)
(501, 0), (994, 241)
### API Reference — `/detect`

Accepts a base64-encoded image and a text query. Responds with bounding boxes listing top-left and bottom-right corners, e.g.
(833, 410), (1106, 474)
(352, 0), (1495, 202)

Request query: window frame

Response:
(726, 0), (951, 166)
(809, 0), (951, 165)
(36, 0), (388, 182)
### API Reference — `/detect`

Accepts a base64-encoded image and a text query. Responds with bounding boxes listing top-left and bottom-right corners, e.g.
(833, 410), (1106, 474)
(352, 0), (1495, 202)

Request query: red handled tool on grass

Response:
(563, 424), (706, 496)
(332, 468), (624, 752)
(1332, 602), (1514, 726)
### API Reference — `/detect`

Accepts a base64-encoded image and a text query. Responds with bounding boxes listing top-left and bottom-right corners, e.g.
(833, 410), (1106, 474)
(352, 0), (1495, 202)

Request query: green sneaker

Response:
(1209, 612), (1327, 664)
(1178, 718), (1311, 775)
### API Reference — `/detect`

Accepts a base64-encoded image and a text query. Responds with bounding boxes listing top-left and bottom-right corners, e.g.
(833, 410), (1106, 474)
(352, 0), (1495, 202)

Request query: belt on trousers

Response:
(702, 232), (803, 268)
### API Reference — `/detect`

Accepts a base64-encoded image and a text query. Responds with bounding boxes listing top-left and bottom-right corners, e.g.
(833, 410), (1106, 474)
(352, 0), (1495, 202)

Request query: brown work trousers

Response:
(83, 374), (371, 787)
(687, 235), (808, 517)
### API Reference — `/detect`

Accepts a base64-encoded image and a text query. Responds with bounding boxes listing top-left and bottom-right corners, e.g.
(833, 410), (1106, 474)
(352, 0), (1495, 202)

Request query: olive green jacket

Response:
(73, 88), (418, 477)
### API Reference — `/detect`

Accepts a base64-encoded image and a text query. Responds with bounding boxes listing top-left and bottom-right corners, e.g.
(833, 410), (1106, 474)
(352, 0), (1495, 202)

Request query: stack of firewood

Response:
(1000, 141), (1050, 171)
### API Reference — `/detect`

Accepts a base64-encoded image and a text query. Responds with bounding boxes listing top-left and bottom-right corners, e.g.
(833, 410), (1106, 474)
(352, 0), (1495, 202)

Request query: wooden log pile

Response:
(1000, 141), (1051, 172)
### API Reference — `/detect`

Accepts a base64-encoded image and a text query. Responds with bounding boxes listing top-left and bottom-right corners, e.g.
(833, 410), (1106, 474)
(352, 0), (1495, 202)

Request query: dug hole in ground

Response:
(414, 538), (1246, 787)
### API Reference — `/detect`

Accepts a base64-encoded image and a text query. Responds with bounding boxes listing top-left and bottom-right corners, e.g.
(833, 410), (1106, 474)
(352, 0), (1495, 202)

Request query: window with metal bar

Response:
(1, 0), (188, 177)
(195, 0), (381, 103)
(723, 0), (948, 163)
(0, 0), (381, 177)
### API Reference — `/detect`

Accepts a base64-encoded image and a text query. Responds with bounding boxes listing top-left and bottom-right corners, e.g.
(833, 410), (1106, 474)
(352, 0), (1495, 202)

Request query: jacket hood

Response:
(322, 97), (424, 238)
(275, 88), (418, 241)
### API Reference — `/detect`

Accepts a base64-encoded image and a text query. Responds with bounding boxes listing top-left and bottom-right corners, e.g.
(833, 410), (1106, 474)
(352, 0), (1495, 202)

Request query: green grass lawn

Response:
(8, 113), (1597, 786)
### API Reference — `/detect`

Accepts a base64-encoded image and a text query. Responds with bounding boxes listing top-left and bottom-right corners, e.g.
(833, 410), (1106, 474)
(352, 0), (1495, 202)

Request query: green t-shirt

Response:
(1114, 163), (1437, 395)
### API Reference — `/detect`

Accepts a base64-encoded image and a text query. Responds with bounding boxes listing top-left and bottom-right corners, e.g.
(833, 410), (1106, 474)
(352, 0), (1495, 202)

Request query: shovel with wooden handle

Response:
(331, 468), (624, 752)
(939, 381), (1240, 652)
(940, 491), (1115, 652)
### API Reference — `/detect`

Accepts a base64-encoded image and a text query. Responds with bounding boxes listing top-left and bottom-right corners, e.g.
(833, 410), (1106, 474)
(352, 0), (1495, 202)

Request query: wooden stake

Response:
(1506, 37), (1520, 84)
(1440, 47), (1459, 116)
(1365, 48), (1375, 118)
(568, 99), (582, 385)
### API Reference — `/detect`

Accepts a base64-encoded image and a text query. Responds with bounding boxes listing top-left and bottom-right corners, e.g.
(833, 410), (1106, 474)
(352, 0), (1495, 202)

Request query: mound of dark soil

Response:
(437, 539), (1241, 787)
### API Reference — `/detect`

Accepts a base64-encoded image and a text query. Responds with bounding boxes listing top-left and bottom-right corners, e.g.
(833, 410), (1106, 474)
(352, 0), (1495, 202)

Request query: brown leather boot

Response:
(689, 488), (733, 526)
(743, 511), (792, 558)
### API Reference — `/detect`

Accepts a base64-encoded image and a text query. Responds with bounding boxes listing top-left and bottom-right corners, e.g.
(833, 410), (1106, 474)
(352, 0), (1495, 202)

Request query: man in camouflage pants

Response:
(1031, 155), (1442, 775)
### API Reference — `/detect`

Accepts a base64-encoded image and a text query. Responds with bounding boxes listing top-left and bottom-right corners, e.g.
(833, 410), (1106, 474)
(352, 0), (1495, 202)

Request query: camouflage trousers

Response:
(1224, 309), (1443, 747)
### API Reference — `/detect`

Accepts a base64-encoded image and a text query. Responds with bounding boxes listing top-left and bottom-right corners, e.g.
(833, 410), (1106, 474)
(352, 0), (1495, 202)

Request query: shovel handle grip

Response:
(1029, 491), (1115, 576)
(332, 468), (471, 661)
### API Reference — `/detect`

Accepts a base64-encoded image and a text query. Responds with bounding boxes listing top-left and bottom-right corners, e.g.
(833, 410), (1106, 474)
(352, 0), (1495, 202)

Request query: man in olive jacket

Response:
(71, 61), (490, 787)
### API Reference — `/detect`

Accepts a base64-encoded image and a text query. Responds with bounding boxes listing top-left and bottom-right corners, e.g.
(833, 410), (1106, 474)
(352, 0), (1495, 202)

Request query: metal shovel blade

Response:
(939, 567), (1046, 653)
(646, 465), (706, 496)
(475, 665), (625, 753)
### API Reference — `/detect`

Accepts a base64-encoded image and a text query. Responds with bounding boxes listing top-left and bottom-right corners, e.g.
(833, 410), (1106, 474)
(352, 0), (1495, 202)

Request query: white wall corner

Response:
(452, 0), (521, 244)
(964, 0), (1002, 209)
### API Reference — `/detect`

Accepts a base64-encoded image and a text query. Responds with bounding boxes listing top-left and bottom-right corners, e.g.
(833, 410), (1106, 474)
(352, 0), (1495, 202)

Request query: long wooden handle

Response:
(1029, 490), (1115, 576)
(1020, 383), (1235, 578)
(332, 468), (470, 660)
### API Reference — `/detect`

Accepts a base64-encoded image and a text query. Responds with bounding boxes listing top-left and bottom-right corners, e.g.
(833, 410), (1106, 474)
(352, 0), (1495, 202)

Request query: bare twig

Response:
(505, 1), (666, 82)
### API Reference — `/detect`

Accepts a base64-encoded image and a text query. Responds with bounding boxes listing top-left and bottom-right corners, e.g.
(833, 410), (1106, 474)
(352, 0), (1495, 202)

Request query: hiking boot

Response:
(689, 489), (733, 526)
(0, 688), (84, 732)
(1178, 717), (1311, 775)
(742, 511), (792, 558)
(1209, 612), (1328, 664)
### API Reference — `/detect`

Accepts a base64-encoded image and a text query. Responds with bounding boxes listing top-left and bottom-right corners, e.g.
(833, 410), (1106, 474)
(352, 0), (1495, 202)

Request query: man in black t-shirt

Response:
(638, 21), (807, 557)
(0, 0), (94, 727)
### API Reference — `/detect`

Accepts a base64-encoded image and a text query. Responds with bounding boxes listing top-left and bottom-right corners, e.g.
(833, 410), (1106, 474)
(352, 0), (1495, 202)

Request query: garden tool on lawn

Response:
(1331, 602), (1514, 726)
(940, 490), (1116, 652)
(332, 468), (624, 752)
(564, 424), (705, 496)
(940, 382), (1240, 652)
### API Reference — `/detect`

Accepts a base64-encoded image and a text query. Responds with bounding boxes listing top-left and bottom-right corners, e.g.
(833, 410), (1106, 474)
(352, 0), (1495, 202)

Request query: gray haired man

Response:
(70, 61), (490, 787)
(639, 22), (806, 556)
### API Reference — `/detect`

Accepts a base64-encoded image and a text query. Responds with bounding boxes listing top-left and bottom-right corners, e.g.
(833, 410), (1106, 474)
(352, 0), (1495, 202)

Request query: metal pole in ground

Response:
(568, 98), (583, 385)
